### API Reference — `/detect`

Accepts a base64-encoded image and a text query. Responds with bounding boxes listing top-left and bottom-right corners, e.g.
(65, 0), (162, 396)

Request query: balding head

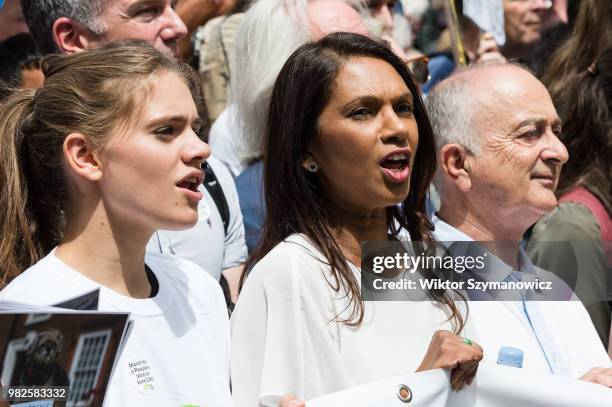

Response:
(427, 63), (553, 154)
(429, 63), (569, 239)
(309, 0), (369, 40)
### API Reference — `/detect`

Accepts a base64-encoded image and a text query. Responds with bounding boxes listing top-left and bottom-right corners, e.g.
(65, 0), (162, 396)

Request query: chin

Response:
(161, 212), (199, 231)
(523, 33), (541, 45)
(380, 192), (410, 209)
(531, 200), (558, 218)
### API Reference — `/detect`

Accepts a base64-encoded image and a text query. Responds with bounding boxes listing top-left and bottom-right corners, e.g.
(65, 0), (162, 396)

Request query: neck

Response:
(438, 202), (524, 269)
(56, 200), (153, 298)
(331, 205), (389, 268)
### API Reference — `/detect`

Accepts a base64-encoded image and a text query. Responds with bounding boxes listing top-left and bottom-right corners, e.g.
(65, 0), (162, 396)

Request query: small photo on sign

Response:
(0, 311), (128, 407)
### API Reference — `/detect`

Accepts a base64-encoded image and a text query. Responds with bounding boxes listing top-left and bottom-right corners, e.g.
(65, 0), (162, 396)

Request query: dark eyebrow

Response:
(342, 92), (413, 111)
(147, 115), (203, 128)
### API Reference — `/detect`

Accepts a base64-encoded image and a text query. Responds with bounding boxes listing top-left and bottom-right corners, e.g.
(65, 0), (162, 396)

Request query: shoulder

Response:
(0, 253), (94, 306)
(245, 234), (329, 289)
(531, 202), (601, 241)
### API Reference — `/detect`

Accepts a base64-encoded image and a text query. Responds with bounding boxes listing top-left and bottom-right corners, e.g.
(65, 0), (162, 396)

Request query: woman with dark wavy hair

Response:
(231, 32), (482, 406)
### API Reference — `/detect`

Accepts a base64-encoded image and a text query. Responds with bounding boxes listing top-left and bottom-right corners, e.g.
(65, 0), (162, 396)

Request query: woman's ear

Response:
(63, 133), (103, 181)
(439, 144), (472, 192)
(301, 152), (318, 172)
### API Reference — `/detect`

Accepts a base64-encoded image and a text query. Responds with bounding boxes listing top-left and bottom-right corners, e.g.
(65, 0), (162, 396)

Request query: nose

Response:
(160, 6), (188, 41)
(380, 106), (411, 146)
(541, 131), (569, 165)
(183, 131), (211, 168)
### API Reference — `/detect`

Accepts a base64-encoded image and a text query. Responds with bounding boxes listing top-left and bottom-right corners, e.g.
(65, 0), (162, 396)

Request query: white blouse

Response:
(230, 233), (471, 406)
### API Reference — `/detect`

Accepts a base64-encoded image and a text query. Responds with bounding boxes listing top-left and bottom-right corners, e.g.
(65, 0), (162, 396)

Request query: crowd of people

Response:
(0, 0), (610, 405)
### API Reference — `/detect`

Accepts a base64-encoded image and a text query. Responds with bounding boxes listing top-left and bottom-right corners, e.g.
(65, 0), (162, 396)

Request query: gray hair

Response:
(230, 0), (312, 164)
(231, 0), (367, 164)
(21, 0), (108, 55)
(425, 71), (480, 155)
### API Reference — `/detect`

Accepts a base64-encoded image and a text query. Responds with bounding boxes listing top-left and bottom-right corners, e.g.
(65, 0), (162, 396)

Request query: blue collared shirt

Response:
(432, 214), (570, 376)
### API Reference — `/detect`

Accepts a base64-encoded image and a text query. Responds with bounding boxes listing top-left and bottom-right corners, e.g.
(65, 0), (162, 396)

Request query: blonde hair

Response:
(0, 40), (201, 287)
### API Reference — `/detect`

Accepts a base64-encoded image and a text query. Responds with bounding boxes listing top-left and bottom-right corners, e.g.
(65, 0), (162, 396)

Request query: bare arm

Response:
(222, 263), (244, 304)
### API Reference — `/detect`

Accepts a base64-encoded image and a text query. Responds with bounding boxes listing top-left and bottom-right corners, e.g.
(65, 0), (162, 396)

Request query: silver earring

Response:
(307, 162), (319, 173)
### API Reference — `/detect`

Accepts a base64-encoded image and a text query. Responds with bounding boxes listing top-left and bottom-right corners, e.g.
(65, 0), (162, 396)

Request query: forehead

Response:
(137, 72), (197, 121)
(111, 71), (197, 137)
(308, 0), (368, 38)
(473, 68), (558, 134)
(329, 56), (410, 101)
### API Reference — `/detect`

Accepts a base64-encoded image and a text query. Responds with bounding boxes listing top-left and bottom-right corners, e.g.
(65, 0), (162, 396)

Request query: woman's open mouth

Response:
(380, 152), (411, 183)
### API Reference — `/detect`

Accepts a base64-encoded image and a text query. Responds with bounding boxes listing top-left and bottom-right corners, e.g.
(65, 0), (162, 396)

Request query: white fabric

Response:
(463, 0), (506, 45)
(208, 106), (246, 177)
(432, 214), (611, 377)
(308, 365), (612, 406)
(0, 250), (233, 407)
(147, 155), (248, 281)
(230, 233), (473, 407)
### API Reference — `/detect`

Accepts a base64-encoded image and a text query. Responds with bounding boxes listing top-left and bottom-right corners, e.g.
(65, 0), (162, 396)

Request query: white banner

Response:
(307, 365), (612, 406)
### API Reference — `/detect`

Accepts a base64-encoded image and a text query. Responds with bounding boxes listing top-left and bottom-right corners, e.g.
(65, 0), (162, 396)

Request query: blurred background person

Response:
(527, 0), (612, 351)
(423, 0), (506, 94)
(0, 33), (42, 101)
(0, 0), (28, 41)
(527, 0), (578, 76)
(420, 0), (573, 94)
(195, 0), (250, 122)
(176, 0), (240, 60)
(21, 0), (186, 58)
(500, 0), (550, 59)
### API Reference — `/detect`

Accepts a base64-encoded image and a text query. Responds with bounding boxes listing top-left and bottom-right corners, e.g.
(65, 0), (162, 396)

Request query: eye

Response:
(517, 128), (541, 143)
(136, 7), (162, 20)
(349, 107), (373, 120)
(396, 102), (413, 116)
(153, 125), (176, 138)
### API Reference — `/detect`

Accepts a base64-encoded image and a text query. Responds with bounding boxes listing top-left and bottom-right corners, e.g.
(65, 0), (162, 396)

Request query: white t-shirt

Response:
(0, 250), (233, 407)
(230, 233), (471, 407)
(208, 105), (246, 178)
(147, 155), (248, 281)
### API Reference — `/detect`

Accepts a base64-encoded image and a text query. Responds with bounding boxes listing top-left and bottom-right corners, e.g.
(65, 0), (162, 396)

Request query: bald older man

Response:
(426, 64), (612, 387)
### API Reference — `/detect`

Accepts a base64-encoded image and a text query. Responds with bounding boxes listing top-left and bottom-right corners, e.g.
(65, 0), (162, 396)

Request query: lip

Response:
(530, 174), (555, 187)
(379, 148), (412, 184)
(176, 170), (204, 202)
(524, 20), (541, 28)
